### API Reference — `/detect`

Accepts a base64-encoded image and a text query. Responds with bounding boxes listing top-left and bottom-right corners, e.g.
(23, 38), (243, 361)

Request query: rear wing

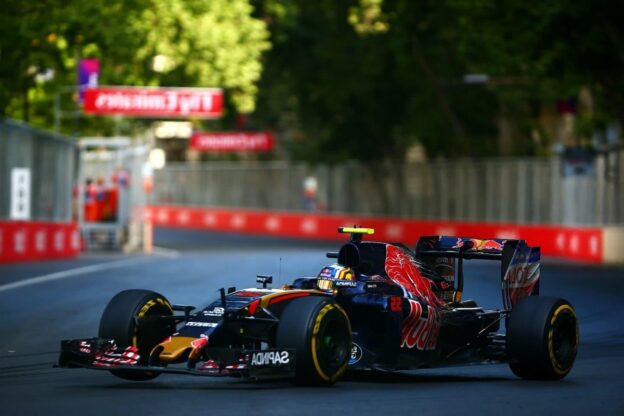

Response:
(415, 236), (540, 309)
(416, 236), (508, 259)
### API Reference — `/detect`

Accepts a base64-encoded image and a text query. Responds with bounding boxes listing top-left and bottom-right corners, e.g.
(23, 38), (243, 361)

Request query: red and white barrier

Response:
(0, 221), (80, 263)
(149, 206), (606, 263)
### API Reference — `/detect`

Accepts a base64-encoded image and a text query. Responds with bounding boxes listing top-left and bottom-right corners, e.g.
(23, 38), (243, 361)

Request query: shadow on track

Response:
(342, 369), (511, 384)
(61, 369), (518, 392)
(72, 380), (293, 391)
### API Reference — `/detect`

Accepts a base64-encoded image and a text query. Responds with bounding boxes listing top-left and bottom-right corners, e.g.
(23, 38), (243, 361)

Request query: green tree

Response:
(255, 0), (623, 161)
(255, 0), (499, 162)
(448, 0), (624, 150)
(0, 0), (270, 134)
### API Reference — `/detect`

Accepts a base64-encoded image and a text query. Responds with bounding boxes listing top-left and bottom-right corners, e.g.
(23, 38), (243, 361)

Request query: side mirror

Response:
(256, 275), (273, 289)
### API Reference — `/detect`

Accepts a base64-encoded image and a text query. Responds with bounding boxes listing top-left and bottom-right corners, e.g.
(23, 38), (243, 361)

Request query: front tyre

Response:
(507, 296), (579, 380)
(98, 289), (174, 381)
(276, 296), (351, 386)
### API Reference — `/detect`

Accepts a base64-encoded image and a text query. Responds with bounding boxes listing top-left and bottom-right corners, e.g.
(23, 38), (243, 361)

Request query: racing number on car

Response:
(390, 297), (402, 312)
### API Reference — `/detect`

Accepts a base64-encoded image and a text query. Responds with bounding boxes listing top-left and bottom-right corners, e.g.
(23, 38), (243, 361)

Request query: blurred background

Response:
(0, 0), (623, 263)
(1, 4), (624, 413)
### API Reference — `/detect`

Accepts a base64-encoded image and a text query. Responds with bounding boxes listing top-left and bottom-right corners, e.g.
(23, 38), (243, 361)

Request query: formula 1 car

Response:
(57, 227), (579, 385)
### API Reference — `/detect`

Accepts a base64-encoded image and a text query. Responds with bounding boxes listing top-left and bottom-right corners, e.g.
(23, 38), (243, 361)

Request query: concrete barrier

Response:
(603, 226), (624, 264)
(149, 205), (614, 264)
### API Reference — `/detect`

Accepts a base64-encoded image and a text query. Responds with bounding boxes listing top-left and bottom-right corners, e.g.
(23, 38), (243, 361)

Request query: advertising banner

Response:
(0, 221), (80, 263)
(189, 131), (275, 152)
(77, 59), (100, 102)
(83, 87), (223, 118)
(149, 205), (605, 263)
(10, 168), (31, 220)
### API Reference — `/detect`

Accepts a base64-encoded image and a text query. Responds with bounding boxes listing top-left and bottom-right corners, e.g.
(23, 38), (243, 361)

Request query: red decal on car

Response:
(268, 292), (310, 305)
(191, 337), (209, 351)
(390, 296), (402, 312)
(248, 299), (260, 315)
(385, 245), (444, 307)
(233, 291), (264, 298)
(401, 300), (441, 350)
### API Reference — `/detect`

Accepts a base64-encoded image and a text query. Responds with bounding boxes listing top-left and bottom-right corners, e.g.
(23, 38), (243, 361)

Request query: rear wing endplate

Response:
(415, 236), (540, 309)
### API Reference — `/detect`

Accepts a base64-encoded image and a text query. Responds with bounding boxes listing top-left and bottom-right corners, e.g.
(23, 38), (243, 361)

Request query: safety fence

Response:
(153, 151), (624, 227)
(0, 118), (77, 222)
(0, 118), (80, 262)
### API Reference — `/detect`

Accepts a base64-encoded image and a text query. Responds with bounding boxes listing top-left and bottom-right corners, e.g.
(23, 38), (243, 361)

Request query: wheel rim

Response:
(135, 301), (173, 363)
(550, 308), (578, 372)
(315, 316), (350, 376)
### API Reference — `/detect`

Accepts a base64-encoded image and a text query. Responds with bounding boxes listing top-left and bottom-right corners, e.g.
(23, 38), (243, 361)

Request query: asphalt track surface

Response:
(0, 228), (623, 415)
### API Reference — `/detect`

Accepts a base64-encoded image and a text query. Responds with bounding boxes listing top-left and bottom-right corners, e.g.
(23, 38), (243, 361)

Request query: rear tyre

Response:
(276, 296), (351, 386)
(99, 289), (174, 381)
(507, 296), (579, 380)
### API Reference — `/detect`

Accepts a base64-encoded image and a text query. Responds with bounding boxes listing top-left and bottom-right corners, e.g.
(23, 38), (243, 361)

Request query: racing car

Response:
(57, 227), (579, 385)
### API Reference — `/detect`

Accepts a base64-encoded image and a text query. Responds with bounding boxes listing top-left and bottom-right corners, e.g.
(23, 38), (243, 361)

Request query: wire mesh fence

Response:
(2, 116), (620, 228)
(153, 151), (624, 226)
(0, 118), (77, 222)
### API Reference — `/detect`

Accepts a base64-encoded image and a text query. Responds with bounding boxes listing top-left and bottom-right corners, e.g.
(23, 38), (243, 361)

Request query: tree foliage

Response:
(254, 0), (623, 160)
(450, 0), (624, 141)
(1, 0), (621, 159)
(0, 0), (270, 133)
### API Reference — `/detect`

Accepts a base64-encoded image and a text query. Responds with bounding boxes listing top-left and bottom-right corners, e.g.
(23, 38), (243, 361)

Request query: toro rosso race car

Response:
(58, 227), (579, 385)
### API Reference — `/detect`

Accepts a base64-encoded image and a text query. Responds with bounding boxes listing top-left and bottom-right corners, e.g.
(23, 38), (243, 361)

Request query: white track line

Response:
(151, 246), (180, 259)
(0, 257), (148, 293)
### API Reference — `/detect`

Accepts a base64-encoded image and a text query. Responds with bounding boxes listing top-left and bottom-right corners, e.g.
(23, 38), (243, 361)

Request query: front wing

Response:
(57, 338), (295, 380)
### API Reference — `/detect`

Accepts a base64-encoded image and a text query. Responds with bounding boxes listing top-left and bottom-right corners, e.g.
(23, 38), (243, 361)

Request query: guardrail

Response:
(149, 205), (616, 263)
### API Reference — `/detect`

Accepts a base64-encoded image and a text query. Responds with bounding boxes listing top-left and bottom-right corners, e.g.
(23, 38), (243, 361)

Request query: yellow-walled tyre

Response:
(507, 296), (579, 380)
(276, 296), (351, 386)
(98, 289), (174, 381)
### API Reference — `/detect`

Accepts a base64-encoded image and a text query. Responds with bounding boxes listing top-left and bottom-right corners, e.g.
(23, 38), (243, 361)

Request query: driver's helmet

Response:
(317, 264), (355, 290)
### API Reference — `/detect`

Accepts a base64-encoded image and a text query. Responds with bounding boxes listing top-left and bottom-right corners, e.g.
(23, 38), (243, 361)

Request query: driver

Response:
(316, 264), (355, 291)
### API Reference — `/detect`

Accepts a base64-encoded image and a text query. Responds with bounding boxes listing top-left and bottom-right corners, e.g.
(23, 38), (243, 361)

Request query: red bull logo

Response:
(453, 238), (504, 252)
(400, 300), (441, 350)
